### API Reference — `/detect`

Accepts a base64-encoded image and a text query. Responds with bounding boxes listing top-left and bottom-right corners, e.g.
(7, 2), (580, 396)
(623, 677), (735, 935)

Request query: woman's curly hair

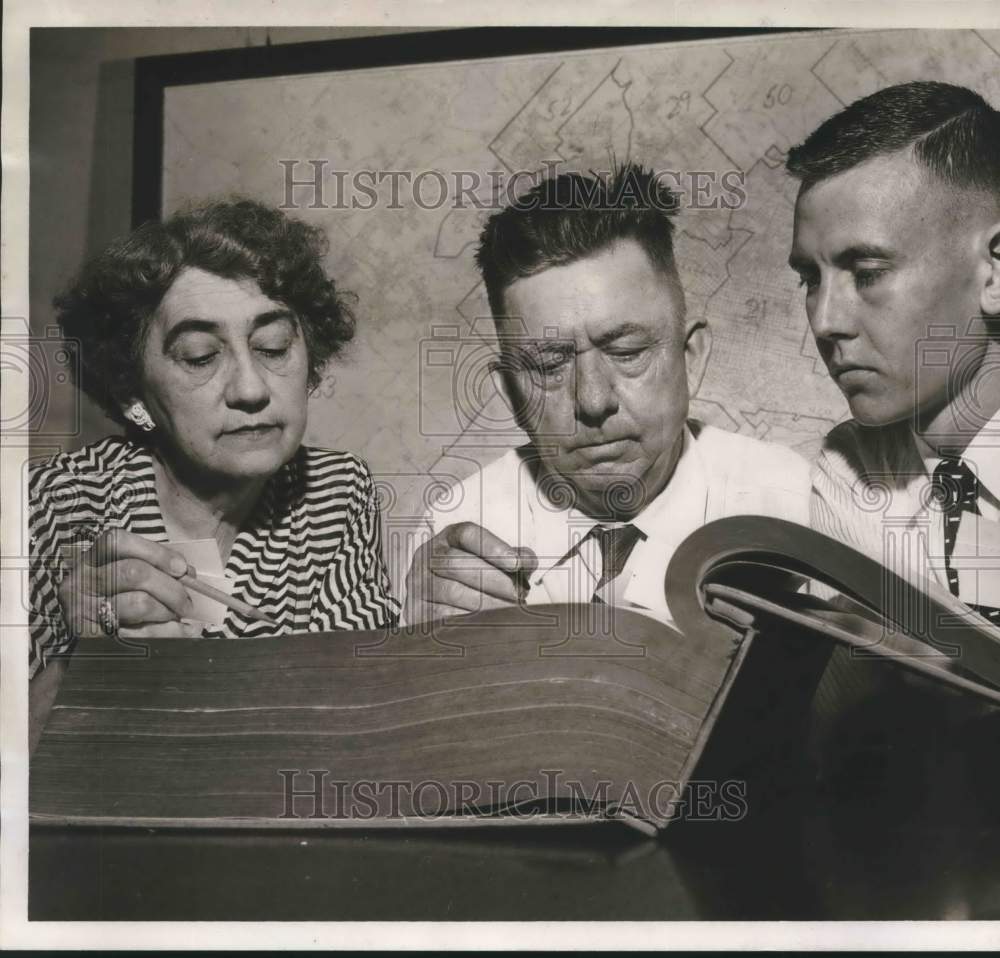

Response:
(54, 199), (356, 424)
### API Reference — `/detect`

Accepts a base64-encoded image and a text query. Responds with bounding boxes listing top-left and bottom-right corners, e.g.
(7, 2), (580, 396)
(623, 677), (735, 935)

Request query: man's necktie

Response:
(935, 456), (979, 597)
(589, 524), (644, 603)
(933, 456), (1000, 625)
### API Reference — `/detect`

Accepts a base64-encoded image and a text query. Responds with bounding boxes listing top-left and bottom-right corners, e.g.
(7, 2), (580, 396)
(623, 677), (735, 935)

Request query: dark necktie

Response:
(933, 456), (1000, 625)
(590, 524), (644, 603)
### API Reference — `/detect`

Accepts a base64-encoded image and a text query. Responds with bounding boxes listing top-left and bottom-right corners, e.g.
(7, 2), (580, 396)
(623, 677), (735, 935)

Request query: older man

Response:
(404, 164), (810, 625)
(787, 81), (1000, 615)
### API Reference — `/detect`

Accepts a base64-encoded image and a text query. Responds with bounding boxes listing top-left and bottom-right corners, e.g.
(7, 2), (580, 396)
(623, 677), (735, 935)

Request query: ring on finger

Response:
(97, 597), (119, 636)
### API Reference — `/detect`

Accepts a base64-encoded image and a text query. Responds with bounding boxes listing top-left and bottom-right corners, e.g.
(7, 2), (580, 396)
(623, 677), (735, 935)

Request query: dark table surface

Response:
(30, 707), (1000, 921)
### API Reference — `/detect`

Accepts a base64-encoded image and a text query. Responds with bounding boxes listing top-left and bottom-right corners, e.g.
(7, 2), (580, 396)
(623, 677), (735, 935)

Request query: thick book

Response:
(30, 517), (1000, 834)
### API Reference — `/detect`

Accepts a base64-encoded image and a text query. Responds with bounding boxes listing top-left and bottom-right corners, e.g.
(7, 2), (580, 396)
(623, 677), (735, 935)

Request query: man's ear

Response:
(982, 223), (1000, 317)
(684, 319), (712, 399)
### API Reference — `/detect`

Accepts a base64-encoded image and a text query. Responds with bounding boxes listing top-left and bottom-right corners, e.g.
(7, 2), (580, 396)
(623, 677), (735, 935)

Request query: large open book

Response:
(30, 517), (1000, 834)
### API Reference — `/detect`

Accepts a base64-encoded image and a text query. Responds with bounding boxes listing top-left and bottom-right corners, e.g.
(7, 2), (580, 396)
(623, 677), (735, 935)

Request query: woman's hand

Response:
(57, 528), (204, 639)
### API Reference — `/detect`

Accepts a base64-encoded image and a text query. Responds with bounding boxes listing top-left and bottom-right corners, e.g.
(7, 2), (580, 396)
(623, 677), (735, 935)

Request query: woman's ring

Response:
(97, 597), (118, 636)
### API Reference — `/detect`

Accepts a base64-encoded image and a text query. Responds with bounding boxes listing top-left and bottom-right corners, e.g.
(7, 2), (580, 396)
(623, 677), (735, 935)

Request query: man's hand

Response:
(404, 522), (538, 625)
(57, 528), (204, 639)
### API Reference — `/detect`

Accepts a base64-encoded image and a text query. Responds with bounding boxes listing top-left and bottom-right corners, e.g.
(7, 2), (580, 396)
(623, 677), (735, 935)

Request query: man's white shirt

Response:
(812, 407), (1000, 608)
(410, 421), (811, 624)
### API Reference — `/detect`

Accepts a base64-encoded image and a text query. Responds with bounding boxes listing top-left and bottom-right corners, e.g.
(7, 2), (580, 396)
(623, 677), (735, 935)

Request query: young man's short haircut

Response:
(476, 163), (682, 319)
(786, 80), (1000, 198)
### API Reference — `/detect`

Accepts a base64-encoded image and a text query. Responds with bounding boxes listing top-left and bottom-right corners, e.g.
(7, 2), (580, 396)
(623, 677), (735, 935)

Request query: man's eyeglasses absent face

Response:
(789, 149), (1000, 430)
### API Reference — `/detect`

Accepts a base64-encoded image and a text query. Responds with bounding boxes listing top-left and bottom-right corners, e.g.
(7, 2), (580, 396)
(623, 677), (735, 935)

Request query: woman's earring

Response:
(125, 401), (156, 432)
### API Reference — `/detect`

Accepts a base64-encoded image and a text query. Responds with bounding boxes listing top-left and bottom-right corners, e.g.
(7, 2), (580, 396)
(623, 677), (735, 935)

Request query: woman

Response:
(30, 199), (400, 679)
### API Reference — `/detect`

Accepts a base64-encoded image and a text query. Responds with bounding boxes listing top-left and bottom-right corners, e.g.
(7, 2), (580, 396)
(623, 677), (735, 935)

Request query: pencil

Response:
(180, 573), (280, 628)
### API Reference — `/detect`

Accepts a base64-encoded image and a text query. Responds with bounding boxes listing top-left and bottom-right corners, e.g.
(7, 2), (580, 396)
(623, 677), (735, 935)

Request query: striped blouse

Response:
(29, 436), (400, 678)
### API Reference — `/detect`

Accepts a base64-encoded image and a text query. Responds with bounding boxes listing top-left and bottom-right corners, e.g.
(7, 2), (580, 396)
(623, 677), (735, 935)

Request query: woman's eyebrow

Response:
(250, 309), (297, 331)
(161, 318), (219, 352)
(161, 310), (296, 351)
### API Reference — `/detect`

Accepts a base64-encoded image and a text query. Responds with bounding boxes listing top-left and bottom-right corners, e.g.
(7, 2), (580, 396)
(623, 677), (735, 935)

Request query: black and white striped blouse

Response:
(29, 436), (400, 677)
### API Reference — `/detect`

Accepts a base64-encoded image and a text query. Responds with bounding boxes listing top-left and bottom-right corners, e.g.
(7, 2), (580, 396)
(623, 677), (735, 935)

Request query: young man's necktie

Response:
(933, 456), (1000, 625)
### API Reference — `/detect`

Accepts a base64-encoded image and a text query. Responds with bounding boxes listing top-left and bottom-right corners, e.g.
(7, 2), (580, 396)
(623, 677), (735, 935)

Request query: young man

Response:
(404, 164), (811, 625)
(787, 81), (1000, 615)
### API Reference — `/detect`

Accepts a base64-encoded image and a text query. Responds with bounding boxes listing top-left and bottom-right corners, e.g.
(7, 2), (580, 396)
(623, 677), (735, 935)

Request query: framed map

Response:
(136, 26), (1000, 583)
